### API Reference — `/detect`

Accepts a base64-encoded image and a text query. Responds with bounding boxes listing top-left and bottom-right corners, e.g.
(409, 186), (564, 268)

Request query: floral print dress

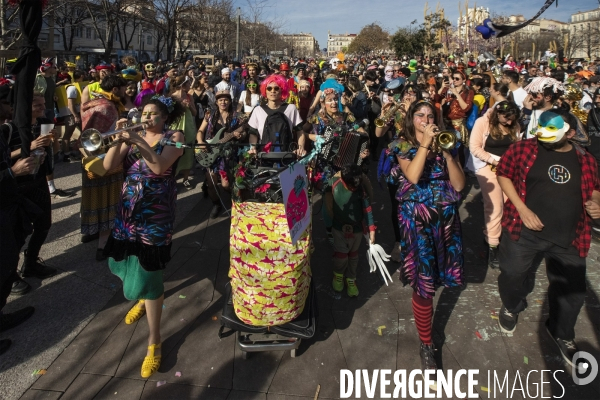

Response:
(395, 142), (464, 299)
(105, 131), (179, 300)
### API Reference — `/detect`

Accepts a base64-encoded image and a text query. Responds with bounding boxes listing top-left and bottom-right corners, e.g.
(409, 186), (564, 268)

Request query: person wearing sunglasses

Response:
(469, 101), (521, 268)
(247, 74), (306, 156)
(434, 69), (474, 166)
(237, 78), (261, 114)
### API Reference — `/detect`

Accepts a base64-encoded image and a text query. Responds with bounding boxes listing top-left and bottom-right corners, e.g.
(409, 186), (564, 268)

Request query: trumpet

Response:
(375, 99), (405, 128)
(80, 122), (150, 152)
(432, 129), (458, 153)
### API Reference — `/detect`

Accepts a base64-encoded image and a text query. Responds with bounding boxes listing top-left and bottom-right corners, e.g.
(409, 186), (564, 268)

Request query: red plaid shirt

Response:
(496, 139), (600, 257)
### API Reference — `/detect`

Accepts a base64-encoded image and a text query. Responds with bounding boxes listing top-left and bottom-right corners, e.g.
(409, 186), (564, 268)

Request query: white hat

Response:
(221, 67), (231, 75)
(329, 58), (340, 65)
(402, 61), (408, 66)
(525, 59), (531, 63)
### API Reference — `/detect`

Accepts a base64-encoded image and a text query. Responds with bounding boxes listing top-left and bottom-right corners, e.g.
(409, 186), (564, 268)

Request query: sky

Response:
(232, 0), (597, 51)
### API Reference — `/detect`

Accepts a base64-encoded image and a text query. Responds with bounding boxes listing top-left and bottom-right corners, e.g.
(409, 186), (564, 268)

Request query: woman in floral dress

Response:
(394, 100), (465, 378)
(102, 96), (184, 378)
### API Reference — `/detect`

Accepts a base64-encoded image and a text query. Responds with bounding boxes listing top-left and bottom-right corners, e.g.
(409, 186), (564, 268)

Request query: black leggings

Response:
(387, 183), (400, 242)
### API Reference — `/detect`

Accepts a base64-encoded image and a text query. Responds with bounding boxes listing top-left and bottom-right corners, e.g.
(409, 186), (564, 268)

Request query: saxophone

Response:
(375, 95), (404, 128)
(564, 83), (588, 126)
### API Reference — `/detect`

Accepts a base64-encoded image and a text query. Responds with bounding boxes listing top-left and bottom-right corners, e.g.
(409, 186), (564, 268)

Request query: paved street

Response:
(1, 160), (599, 400)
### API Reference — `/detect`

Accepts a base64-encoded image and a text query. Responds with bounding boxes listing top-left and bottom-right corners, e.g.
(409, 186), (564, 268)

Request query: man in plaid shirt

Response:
(496, 108), (600, 368)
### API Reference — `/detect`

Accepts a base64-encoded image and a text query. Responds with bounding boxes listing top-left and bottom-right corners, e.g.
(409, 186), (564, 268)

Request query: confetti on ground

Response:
(481, 386), (489, 392)
(162, 304), (166, 309)
(377, 326), (386, 336)
(175, 371), (182, 377)
(491, 315), (499, 320)
(180, 318), (187, 322)
(212, 316), (218, 321)
(475, 331), (483, 340)
(524, 356), (529, 364)
(179, 295), (186, 299)
(536, 299), (544, 304)
(31, 370), (46, 376)
(314, 384), (321, 400)
(157, 381), (167, 387)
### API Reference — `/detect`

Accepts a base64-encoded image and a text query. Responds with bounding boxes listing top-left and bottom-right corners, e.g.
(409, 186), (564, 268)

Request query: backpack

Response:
(260, 104), (293, 150)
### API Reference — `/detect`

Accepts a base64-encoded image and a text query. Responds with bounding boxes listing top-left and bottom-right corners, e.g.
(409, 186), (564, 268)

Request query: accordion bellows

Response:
(229, 202), (312, 326)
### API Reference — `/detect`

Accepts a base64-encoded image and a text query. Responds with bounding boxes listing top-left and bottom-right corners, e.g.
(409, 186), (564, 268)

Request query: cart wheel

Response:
(290, 349), (296, 358)
(241, 350), (249, 359)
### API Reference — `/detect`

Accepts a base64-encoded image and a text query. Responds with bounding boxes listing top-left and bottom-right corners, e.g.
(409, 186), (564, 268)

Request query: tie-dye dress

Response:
(395, 142), (464, 299)
(104, 131), (179, 300)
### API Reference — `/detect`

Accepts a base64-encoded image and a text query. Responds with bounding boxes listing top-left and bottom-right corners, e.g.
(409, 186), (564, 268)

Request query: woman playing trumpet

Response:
(393, 100), (465, 378)
(102, 96), (185, 378)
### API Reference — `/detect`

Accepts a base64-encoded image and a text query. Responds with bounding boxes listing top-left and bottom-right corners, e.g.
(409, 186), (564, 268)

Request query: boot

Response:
(20, 250), (57, 279)
(488, 245), (499, 269)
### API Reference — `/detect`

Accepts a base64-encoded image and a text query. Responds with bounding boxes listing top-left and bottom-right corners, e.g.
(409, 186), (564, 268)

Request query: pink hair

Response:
(260, 74), (289, 100)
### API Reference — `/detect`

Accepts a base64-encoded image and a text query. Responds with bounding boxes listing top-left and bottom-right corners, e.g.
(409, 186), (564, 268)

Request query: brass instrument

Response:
(564, 83), (588, 126)
(375, 95), (405, 128)
(432, 129), (458, 153)
(80, 122), (150, 152)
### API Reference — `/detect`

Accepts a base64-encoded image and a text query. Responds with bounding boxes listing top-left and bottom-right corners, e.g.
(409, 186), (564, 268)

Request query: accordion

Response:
(321, 127), (369, 169)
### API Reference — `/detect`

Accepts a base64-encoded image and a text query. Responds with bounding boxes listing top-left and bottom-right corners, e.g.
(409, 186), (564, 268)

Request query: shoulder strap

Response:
(2, 123), (13, 144)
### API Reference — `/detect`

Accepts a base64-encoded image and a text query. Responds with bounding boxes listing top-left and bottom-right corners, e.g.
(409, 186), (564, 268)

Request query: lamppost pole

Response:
(236, 7), (241, 61)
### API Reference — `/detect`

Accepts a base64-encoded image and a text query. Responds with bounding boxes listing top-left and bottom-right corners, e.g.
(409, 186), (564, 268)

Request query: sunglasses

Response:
(452, 77), (462, 81)
(247, 84), (258, 88)
(393, 69), (400, 72)
(266, 86), (280, 92)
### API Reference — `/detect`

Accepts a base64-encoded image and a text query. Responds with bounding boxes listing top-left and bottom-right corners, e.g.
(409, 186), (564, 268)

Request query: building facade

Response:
(281, 33), (319, 58)
(569, 6), (600, 59)
(327, 32), (356, 57)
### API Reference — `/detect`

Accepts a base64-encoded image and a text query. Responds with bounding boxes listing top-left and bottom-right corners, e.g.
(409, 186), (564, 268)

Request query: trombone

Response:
(80, 123), (150, 152)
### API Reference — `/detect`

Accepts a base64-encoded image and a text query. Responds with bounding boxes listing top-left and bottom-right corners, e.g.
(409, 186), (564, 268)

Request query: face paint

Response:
(535, 111), (570, 143)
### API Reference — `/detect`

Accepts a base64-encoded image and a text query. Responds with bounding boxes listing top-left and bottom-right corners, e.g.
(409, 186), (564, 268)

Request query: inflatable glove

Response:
(365, 235), (393, 285)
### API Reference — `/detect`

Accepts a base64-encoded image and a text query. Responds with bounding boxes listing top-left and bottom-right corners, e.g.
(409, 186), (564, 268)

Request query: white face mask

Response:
(382, 93), (390, 104)
(535, 111), (570, 143)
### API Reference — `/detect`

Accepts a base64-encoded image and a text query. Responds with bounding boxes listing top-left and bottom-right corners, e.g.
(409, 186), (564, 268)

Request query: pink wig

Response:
(260, 74), (289, 100)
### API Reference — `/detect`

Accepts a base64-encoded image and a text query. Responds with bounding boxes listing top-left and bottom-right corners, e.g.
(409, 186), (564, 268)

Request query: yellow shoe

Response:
(141, 343), (161, 378)
(124, 300), (146, 325)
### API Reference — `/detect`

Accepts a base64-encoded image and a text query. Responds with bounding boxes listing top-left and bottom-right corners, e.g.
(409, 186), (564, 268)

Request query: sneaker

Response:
(0, 306), (35, 332)
(210, 204), (222, 219)
(69, 152), (81, 161)
(183, 179), (192, 190)
(498, 305), (518, 334)
(51, 188), (73, 199)
(488, 245), (499, 269)
(21, 253), (58, 279)
(332, 272), (344, 292)
(346, 278), (359, 297)
(62, 154), (71, 163)
(80, 232), (99, 243)
(391, 242), (402, 262)
(0, 339), (11, 356)
(10, 278), (31, 295)
(545, 322), (579, 367)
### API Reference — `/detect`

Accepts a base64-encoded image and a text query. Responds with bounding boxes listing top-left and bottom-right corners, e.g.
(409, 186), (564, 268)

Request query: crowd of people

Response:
(1, 50), (599, 386)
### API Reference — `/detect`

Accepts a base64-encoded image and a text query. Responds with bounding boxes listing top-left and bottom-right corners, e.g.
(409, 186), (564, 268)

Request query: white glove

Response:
(365, 235), (393, 285)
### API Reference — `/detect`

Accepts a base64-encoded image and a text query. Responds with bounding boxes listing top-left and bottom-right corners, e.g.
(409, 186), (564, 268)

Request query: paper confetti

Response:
(475, 331), (483, 340)
(31, 369), (46, 376)
(481, 386), (489, 392)
(157, 381), (167, 387)
(524, 356), (529, 364)
(179, 295), (186, 299)
(211, 316), (218, 321)
(535, 299), (543, 304)
(180, 318), (187, 322)
(175, 372), (182, 377)
(377, 326), (386, 336)
(162, 304), (166, 309)
(491, 315), (499, 320)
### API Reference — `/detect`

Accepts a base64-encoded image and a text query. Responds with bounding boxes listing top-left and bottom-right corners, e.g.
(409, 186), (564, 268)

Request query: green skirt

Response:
(109, 255), (164, 300)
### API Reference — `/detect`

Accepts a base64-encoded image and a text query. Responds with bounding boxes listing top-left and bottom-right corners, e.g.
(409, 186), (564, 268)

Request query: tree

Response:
(390, 26), (427, 56)
(347, 23), (389, 55)
(423, 11), (451, 55)
(54, 1), (90, 52)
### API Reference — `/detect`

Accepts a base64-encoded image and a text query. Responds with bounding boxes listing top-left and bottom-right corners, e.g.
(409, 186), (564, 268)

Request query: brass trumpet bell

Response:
(435, 130), (458, 151)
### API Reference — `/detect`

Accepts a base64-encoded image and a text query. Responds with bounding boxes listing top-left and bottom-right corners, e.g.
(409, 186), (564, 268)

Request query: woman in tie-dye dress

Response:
(102, 96), (185, 379)
(393, 100), (465, 377)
